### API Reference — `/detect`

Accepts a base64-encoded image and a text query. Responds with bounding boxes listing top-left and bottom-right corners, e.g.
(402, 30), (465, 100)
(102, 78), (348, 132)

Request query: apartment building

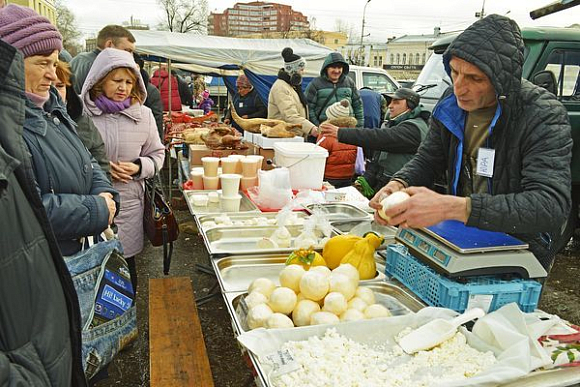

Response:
(8, 0), (55, 24)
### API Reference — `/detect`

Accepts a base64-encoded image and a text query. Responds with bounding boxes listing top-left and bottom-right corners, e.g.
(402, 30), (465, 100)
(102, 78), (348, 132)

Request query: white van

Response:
(348, 65), (400, 94)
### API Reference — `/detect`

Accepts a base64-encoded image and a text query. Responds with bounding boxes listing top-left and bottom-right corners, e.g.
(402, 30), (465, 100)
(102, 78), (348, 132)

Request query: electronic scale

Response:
(395, 220), (547, 279)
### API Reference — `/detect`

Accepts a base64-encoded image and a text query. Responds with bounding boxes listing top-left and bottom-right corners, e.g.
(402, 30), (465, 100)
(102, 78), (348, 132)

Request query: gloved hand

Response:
(354, 176), (375, 199)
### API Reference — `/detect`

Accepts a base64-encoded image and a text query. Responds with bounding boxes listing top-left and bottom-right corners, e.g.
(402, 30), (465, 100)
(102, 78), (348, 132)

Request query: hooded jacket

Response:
(150, 68), (182, 111)
(392, 15), (572, 271)
(0, 40), (87, 387)
(81, 48), (165, 257)
(304, 52), (364, 127)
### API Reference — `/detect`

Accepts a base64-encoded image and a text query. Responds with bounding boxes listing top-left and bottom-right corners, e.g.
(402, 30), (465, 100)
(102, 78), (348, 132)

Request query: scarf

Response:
(94, 94), (131, 114)
(26, 92), (49, 108)
(277, 68), (308, 109)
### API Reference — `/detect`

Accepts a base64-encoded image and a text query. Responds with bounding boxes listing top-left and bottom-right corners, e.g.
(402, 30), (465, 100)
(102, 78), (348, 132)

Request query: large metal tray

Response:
(183, 190), (259, 217)
(211, 254), (386, 293)
(331, 220), (398, 250)
(227, 281), (425, 334)
(195, 211), (309, 233)
(202, 225), (338, 257)
(304, 202), (371, 222)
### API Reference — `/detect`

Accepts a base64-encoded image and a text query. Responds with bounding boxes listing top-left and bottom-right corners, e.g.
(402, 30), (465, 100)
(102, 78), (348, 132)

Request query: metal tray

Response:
(331, 220), (398, 249)
(211, 254), (386, 293)
(195, 211), (309, 233)
(304, 202), (371, 222)
(227, 281), (425, 333)
(202, 225), (338, 257)
(183, 190), (259, 217)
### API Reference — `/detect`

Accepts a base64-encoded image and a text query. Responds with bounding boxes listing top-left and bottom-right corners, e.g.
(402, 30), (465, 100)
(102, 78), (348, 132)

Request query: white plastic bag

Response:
(256, 168), (293, 209)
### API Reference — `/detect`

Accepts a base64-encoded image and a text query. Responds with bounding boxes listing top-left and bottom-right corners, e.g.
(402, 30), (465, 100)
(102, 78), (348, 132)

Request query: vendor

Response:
(370, 14), (572, 273)
(223, 74), (267, 133)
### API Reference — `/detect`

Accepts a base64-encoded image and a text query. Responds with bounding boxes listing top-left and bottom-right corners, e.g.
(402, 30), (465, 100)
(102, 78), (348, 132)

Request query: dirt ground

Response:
(95, 193), (580, 387)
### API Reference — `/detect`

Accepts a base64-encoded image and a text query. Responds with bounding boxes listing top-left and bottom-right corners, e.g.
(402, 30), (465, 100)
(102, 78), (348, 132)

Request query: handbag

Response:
(143, 165), (179, 275)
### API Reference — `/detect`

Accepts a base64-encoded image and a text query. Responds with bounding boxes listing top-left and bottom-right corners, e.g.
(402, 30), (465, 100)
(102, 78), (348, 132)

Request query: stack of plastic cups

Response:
(240, 156), (261, 191)
(227, 155), (246, 175)
(201, 156), (220, 190)
(219, 173), (242, 212)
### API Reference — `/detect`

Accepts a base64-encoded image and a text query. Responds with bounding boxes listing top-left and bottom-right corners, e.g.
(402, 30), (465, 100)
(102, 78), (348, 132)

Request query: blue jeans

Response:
(65, 239), (138, 379)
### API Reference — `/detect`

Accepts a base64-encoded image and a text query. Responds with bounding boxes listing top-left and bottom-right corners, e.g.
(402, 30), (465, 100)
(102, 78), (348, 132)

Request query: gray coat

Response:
(393, 15), (572, 270)
(70, 49), (99, 95)
(0, 41), (87, 387)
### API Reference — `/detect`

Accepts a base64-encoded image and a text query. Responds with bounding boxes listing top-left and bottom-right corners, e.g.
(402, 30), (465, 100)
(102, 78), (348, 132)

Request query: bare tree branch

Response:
(157, 0), (207, 33)
(55, 0), (82, 54)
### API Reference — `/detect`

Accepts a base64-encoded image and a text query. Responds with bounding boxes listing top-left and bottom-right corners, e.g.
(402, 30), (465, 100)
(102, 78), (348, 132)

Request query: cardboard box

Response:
(188, 144), (249, 167)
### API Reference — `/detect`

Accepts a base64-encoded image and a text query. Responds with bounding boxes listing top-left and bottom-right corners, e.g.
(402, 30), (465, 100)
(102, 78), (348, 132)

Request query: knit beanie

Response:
(0, 4), (62, 58)
(201, 89), (210, 99)
(282, 47), (306, 75)
(325, 99), (351, 120)
(236, 74), (251, 88)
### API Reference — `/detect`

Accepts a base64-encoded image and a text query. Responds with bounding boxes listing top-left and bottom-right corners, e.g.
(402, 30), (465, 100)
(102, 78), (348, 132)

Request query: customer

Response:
(54, 58), (110, 179)
(223, 73), (267, 133)
(0, 36), (87, 387)
(133, 52), (164, 141)
(370, 15), (572, 272)
(0, 4), (118, 256)
(82, 48), (165, 290)
(198, 88), (214, 114)
(268, 47), (317, 138)
(320, 88), (430, 198)
(150, 64), (182, 111)
(70, 24), (135, 94)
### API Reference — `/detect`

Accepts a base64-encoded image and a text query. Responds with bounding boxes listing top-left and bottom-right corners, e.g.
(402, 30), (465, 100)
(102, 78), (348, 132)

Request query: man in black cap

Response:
(320, 87), (430, 198)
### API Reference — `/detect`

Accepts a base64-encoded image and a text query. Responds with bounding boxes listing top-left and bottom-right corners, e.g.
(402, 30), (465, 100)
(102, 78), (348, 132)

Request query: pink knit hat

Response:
(0, 4), (62, 58)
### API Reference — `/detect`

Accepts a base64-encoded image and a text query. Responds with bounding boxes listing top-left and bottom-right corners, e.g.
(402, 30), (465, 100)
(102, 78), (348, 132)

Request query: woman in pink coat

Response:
(81, 48), (165, 290)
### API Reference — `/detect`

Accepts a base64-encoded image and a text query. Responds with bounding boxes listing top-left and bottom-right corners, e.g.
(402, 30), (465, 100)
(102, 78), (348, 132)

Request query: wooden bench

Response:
(149, 277), (214, 387)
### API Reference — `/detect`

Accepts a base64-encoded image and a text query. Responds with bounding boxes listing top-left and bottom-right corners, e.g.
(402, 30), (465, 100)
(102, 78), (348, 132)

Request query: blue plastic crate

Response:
(385, 244), (542, 313)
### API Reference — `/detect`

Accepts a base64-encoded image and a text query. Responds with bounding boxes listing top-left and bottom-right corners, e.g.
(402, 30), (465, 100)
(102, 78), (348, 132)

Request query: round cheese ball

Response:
(292, 299), (321, 327)
(378, 191), (410, 221)
(332, 264), (360, 286)
(244, 291), (268, 310)
(340, 308), (365, 322)
(247, 303), (273, 329)
(248, 277), (276, 298)
(329, 273), (357, 300)
(309, 265), (332, 278)
(355, 287), (376, 306)
(268, 287), (297, 314)
(310, 311), (340, 326)
(364, 304), (392, 319)
(279, 264), (306, 293)
(347, 297), (368, 312)
(299, 271), (329, 302)
(323, 292), (348, 315)
(265, 313), (295, 329)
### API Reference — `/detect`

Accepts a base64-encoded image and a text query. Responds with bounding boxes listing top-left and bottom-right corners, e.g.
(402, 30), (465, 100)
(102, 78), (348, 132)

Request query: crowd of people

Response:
(0, 2), (573, 386)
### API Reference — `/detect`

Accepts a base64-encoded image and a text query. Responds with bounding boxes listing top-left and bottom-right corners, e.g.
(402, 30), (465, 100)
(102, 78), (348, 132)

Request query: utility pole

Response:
(475, 0), (486, 19)
(360, 0), (371, 66)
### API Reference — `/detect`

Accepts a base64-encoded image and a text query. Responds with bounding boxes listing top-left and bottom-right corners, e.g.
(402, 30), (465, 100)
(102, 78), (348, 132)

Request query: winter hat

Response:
(325, 99), (351, 120)
(282, 47), (306, 75)
(0, 4), (62, 58)
(201, 89), (210, 99)
(236, 74), (252, 88)
(386, 87), (420, 110)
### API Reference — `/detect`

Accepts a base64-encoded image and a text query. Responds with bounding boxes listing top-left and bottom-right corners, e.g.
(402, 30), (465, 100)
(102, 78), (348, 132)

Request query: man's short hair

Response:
(96, 25), (135, 49)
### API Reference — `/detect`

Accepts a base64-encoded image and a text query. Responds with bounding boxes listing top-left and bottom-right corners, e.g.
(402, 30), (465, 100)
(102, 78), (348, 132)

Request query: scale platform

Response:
(395, 220), (547, 279)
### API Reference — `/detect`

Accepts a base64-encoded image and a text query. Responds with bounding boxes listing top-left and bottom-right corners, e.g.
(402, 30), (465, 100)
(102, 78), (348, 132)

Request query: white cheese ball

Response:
(323, 292), (348, 315)
(299, 271), (329, 302)
(296, 293), (306, 302)
(340, 308), (365, 322)
(355, 287), (376, 306)
(378, 191), (410, 221)
(364, 304), (392, 319)
(268, 287), (297, 314)
(332, 264), (360, 286)
(265, 313), (295, 329)
(329, 273), (357, 300)
(244, 291), (268, 310)
(247, 303), (273, 329)
(292, 299), (321, 327)
(279, 264), (306, 293)
(310, 311), (340, 326)
(248, 277), (276, 297)
(347, 297), (369, 312)
(309, 265), (331, 278)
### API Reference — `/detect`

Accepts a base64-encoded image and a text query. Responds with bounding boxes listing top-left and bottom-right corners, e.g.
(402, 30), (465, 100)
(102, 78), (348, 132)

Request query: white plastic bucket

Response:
(274, 142), (328, 190)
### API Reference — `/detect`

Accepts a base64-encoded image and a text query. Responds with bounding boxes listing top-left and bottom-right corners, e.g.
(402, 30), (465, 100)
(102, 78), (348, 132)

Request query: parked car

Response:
(348, 65), (400, 94)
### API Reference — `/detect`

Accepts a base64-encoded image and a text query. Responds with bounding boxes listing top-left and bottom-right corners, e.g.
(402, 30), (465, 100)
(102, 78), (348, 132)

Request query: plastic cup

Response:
(201, 156), (220, 177)
(240, 175), (259, 191)
(220, 157), (238, 174)
(220, 173), (242, 197)
(189, 167), (204, 189)
(241, 158), (258, 178)
(246, 155), (264, 174)
(220, 193), (242, 212)
(228, 155), (245, 174)
(202, 175), (220, 190)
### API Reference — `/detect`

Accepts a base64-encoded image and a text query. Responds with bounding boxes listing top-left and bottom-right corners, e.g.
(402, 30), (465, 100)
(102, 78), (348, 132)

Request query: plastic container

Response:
(384, 244), (542, 313)
(257, 134), (304, 149)
(220, 157), (238, 174)
(274, 142), (328, 190)
(202, 175), (220, 190)
(241, 158), (258, 177)
(189, 167), (204, 190)
(220, 193), (242, 212)
(220, 173), (242, 197)
(201, 157), (220, 177)
(246, 155), (264, 174)
(241, 176), (258, 191)
(227, 155), (246, 175)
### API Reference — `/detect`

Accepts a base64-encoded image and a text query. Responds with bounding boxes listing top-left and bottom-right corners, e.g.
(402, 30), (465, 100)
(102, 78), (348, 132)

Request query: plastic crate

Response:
(385, 244), (542, 313)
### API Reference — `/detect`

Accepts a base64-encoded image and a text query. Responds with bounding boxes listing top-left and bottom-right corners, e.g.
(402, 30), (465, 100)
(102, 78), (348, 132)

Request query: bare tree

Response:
(157, 0), (208, 34)
(334, 18), (356, 43)
(55, 0), (82, 53)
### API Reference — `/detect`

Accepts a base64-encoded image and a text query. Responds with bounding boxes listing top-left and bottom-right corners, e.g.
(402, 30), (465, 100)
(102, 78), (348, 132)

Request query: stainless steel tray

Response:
(228, 281), (425, 333)
(304, 202), (371, 222)
(195, 211), (309, 232)
(211, 254), (386, 293)
(331, 220), (398, 249)
(183, 190), (260, 217)
(202, 225), (337, 257)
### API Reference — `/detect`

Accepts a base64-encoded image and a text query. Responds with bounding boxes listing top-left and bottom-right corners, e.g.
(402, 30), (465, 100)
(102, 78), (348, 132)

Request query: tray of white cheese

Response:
(195, 211), (309, 232)
(184, 189), (259, 216)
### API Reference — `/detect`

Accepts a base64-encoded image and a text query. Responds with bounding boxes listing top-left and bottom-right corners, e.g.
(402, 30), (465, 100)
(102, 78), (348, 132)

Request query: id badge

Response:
(238, 102), (244, 108)
(476, 148), (495, 177)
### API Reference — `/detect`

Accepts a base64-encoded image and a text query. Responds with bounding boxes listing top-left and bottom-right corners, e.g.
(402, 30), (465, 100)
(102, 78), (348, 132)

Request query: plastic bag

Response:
(255, 168), (293, 210)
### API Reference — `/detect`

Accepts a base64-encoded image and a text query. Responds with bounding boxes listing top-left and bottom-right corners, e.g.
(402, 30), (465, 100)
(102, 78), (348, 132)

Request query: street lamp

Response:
(360, 0), (371, 66)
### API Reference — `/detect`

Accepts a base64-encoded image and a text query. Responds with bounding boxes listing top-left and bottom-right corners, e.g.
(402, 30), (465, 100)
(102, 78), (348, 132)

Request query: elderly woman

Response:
(81, 48), (165, 290)
(0, 4), (118, 257)
(223, 74), (267, 133)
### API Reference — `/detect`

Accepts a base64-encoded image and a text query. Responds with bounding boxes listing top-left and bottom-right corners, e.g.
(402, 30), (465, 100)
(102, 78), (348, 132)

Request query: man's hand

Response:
(370, 180), (406, 224)
(98, 192), (116, 225)
(319, 122), (339, 138)
(110, 161), (140, 183)
(223, 118), (231, 125)
(381, 186), (469, 228)
(309, 126), (318, 137)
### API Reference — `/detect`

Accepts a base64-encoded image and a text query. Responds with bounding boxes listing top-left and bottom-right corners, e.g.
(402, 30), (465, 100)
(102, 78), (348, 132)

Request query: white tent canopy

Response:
(131, 30), (334, 77)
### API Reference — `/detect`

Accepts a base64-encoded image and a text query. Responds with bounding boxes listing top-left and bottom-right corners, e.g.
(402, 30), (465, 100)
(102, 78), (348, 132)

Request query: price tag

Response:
(476, 148), (495, 178)
(466, 294), (493, 312)
(263, 349), (300, 378)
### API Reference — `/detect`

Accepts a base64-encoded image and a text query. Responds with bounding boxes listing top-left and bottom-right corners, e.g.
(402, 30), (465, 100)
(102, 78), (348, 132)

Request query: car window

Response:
(362, 72), (398, 93)
(543, 49), (580, 100)
(413, 52), (451, 100)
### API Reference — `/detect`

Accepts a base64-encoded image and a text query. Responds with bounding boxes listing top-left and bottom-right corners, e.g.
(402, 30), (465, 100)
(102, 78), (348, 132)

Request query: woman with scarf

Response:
(267, 47), (318, 139)
(81, 48), (165, 291)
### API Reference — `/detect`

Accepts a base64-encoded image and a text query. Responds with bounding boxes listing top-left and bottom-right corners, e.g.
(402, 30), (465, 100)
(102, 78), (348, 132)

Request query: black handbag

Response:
(143, 170), (179, 275)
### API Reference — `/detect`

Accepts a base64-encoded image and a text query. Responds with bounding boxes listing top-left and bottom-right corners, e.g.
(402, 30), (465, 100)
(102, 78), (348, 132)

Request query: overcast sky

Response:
(64, 0), (580, 43)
